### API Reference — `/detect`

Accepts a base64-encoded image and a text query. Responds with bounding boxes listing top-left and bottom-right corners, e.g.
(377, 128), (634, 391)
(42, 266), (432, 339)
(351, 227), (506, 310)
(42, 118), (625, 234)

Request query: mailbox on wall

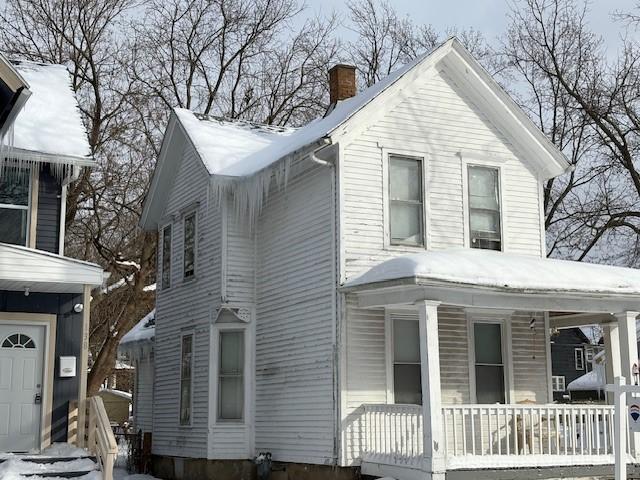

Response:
(59, 356), (76, 377)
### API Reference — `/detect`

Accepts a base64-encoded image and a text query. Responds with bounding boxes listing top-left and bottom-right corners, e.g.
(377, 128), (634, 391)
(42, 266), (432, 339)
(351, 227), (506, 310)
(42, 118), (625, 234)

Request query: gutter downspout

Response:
(59, 165), (80, 255)
(307, 138), (333, 167)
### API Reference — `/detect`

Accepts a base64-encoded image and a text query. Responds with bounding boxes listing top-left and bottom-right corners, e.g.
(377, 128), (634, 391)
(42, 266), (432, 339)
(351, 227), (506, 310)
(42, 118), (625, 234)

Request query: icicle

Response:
(210, 155), (293, 228)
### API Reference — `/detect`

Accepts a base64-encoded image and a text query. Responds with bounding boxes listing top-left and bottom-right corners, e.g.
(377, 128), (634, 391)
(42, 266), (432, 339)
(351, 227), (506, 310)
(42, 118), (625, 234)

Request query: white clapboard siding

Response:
(254, 161), (336, 465)
(153, 141), (222, 458)
(341, 67), (543, 281)
(224, 201), (256, 304)
(511, 312), (549, 403)
(342, 299), (549, 464)
(134, 355), (154, 434)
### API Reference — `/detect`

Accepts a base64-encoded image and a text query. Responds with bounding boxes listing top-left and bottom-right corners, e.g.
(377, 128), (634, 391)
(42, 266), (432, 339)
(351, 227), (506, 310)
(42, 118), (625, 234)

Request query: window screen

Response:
(468, 166), (501, 250)
(389, 156), (424, 246)
(474, 322), (505, 404)
(393, 318), (422, 404)
(218, 331), (244, 420)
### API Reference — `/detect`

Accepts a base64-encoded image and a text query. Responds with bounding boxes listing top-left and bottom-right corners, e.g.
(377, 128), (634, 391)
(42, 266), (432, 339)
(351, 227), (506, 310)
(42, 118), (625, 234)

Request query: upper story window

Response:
(183, 212), (196, 280)
(161, 224), (172, 289)
(0, 169), (30, 246)
(468, 165), (501, 251)
(389, 155), (424, 246)
(575, 348), (585, 371)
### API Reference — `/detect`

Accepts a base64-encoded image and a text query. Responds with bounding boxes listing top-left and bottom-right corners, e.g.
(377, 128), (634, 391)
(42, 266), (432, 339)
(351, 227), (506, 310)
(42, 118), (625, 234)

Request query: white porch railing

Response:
(86, 396), (118, 480)
(361, 404), (424, 468)
(442, 404), (619, 462)
(359, 403), (621, 471)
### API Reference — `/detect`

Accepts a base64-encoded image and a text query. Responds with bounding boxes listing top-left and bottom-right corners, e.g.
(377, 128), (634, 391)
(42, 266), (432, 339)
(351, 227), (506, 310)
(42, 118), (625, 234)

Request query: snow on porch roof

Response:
(120, 308), (155, 346)
(6, 60), (92, 163)
(344, 249), (640, 296)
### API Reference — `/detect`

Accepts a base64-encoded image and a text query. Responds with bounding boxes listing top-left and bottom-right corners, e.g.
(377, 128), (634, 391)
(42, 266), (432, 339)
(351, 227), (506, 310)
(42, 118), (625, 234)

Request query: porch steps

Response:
(0, 455), (99, 479)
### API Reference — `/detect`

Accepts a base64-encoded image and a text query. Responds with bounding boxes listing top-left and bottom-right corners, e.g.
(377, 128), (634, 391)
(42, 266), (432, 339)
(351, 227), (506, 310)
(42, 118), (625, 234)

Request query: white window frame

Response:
(160, 223), (172, 290)
(552, 375), (566, 392)
(575, 348), (585, 371)
(182, 209), (197, 281)
(384, 308), (422, 405)
(210, 307), (254, 428)
(179, 331), (194, 426)
(460, 153), (507, 252)
(585, 346), (594, 364)
(0, 166), (33, 247)
(467, 309), (514, 404)
(382, 147), (429, 250)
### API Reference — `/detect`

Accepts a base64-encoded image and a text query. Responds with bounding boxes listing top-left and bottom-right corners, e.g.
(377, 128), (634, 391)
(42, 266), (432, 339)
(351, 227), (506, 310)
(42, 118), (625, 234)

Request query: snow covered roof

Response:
(567, 367), (605, 392)
(98, 388), (132, 401)
(142, 37), (569, 230)
(120, 309), (155, 347)
(3, 60), (93, 164)
(345, 248), (640, 296)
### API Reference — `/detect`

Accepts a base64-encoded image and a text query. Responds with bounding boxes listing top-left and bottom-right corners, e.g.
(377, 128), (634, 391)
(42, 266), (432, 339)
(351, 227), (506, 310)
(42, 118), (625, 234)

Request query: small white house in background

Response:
(137, 37), (640, 480)
(119, 308), (155, 437)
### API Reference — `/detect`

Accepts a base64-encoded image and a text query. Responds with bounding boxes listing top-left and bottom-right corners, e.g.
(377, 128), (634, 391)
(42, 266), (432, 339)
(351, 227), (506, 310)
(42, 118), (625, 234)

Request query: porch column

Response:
(615, 311), (639, 458)
(603, 324), (621, 404)
(417, 300), (445, 480)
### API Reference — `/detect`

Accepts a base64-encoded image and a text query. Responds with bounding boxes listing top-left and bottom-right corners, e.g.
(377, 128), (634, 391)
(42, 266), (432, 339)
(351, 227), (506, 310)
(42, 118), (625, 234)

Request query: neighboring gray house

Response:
(0, 54), (104, 452)
(138, 38), (640, 480)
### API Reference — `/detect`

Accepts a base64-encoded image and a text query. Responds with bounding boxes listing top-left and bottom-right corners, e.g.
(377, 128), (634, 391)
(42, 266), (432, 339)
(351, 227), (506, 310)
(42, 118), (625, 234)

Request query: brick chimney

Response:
(328, 64), (356, 105)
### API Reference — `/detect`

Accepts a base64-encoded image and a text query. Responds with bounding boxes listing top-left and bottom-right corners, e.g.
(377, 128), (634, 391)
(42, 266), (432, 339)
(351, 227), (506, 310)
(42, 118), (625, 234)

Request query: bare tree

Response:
(503, 0), (640, 265)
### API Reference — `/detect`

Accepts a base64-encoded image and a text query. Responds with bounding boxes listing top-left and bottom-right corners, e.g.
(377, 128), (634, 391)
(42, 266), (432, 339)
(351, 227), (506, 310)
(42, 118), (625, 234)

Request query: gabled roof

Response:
(0, 242), (105, 293)
(142, 37), (570, 229)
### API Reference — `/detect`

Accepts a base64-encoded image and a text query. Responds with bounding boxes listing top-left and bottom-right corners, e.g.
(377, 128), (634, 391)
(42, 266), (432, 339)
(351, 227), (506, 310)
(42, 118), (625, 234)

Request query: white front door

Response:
(0, 324), (45, 452)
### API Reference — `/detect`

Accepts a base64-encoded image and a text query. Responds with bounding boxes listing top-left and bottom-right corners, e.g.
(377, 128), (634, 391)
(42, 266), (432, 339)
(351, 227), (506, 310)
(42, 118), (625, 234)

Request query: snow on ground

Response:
(345, 248), (640, 295)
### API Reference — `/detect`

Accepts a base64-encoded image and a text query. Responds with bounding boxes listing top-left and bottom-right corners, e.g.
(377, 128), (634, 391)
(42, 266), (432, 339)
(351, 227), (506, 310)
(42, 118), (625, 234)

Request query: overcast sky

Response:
(306, 0), (639, 58)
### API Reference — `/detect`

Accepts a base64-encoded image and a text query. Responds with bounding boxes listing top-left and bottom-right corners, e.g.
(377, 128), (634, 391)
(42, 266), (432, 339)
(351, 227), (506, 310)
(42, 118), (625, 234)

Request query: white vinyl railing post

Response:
(613, 376), (627, 480)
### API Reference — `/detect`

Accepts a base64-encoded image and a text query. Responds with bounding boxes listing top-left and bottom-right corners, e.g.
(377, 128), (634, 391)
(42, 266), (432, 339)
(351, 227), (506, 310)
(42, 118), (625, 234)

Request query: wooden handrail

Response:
(86, 396), (118, 480)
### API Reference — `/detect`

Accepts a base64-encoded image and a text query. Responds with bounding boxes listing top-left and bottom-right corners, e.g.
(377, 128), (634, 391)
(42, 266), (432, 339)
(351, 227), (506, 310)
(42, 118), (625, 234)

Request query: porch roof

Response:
(0, 242), (106, 293)
(343, 249), (640, 312)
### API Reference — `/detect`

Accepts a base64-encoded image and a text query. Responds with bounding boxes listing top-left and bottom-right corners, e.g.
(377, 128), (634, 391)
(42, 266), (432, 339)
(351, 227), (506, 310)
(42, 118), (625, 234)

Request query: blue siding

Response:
(35, 167), (62, 254)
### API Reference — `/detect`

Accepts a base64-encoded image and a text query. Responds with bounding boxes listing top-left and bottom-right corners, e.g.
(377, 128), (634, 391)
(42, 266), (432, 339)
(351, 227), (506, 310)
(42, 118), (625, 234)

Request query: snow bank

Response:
(9, 61), (91, 160)
(345, 248), (640, 296)
(0, 457), (97, 478)
(99, 388), (133, 400)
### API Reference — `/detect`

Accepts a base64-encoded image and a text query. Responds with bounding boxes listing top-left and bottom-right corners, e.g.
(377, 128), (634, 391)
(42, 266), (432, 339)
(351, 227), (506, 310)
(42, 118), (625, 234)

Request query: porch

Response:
(340, 249), (640, 479)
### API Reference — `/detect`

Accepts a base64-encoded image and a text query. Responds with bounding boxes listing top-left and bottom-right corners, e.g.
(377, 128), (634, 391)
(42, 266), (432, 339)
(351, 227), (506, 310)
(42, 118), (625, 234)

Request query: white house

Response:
(137, 38), (640, 480)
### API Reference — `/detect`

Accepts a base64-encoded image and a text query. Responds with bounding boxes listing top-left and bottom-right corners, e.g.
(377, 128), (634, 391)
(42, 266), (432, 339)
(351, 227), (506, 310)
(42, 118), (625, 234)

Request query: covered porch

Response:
(340, 249), (640, 480)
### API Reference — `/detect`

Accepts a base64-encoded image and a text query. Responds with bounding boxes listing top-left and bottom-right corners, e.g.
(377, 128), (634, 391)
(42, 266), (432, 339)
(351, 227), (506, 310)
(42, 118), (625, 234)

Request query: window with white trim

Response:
(575, 348), (585, 371)
(161, 224), (172, 289)
(388, 155), (424, 246)
(183, 212), (196, 280)
(393, 318), (422, 405)
(0, 169), (30, 246)
(473, 322), (506, 404)
(179, 333), (193, 425)
(218, 330), (244, 420)
(585, 347), (594, 364)
(468, 165), (501, 251)
(552, 375), (566, 392)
